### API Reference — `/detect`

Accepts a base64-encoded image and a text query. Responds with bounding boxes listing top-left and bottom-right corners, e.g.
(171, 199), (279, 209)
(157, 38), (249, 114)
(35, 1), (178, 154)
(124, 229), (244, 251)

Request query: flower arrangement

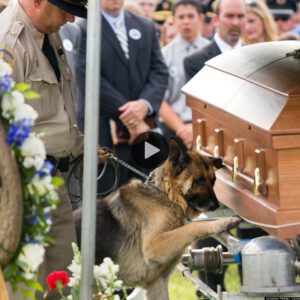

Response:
(46, 243), (125, 300)
(0, 60), (63, 298)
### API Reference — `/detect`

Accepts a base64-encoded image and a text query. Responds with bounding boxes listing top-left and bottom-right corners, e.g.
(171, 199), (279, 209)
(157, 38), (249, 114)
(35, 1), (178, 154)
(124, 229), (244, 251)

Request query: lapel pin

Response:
(129, 29), (141, 40)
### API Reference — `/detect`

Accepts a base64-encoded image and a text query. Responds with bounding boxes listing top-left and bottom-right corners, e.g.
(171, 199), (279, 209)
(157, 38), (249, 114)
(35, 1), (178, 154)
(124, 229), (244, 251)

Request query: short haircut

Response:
(213, 0), (222, 15)
(213, 0), (246, 15)
(172, 0), (203, 15)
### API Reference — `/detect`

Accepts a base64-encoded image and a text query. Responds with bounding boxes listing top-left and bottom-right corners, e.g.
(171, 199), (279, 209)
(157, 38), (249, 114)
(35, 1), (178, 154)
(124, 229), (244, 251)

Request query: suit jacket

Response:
(75, 12), (168, 146)
(184, 39), (221, 81)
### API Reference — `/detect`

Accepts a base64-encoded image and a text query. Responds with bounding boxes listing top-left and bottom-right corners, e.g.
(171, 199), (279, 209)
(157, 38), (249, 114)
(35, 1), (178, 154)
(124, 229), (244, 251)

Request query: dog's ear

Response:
(168, 137), (191, 176)
(208, 156), (223, 169)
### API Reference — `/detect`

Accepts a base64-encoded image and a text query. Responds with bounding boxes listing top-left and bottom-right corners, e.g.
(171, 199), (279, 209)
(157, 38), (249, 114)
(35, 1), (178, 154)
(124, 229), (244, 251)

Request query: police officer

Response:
(0, 0), (100, 299)
(267, 0), (298, 34)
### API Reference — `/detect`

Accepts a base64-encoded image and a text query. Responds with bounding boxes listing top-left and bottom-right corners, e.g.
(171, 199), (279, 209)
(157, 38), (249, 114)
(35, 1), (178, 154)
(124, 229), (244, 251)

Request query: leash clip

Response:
(103, 148), (116, 160)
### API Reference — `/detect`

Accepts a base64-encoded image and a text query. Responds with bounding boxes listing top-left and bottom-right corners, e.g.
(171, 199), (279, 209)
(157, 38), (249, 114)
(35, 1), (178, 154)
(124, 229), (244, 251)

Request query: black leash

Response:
(66, 148), (151, 205)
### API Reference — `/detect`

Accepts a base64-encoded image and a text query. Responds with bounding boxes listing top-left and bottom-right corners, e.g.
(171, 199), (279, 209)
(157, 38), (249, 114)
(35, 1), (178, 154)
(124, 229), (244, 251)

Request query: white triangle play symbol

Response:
(144, 141), (160, 159)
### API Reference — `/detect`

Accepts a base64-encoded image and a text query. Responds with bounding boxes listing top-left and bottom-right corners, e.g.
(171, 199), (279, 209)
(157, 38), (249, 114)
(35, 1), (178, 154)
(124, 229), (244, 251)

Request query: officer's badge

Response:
(0, 48), (16, 67)
(63, 39), (73, 52)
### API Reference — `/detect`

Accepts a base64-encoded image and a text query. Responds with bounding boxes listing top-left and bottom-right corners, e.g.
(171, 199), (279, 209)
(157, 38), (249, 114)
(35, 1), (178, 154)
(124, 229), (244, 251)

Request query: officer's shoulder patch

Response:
(0, 48), (16, 67)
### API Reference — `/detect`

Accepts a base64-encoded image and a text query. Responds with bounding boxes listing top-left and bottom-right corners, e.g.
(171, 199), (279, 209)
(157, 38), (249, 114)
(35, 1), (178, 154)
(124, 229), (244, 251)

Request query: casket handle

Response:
(196, 119), (206, 150)
(234, 138), (244, 170)
(253, 167), (268, 196)
(214, 128), (224, 157)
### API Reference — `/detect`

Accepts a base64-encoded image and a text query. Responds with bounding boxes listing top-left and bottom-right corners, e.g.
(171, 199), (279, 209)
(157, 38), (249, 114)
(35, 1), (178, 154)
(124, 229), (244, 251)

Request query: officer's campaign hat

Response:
(200, 0), (214, 23)
(267, 0), (298, 21)
(48, 0), (87, 18)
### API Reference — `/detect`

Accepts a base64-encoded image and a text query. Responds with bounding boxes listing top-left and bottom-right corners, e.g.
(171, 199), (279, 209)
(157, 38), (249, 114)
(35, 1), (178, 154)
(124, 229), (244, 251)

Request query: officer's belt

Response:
(46, 155), (70, 173)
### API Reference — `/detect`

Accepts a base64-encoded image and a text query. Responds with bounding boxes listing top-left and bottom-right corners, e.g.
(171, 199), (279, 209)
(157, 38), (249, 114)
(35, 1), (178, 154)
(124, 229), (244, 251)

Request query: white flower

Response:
(68, 276), (79, 288)
(18, 243), (45, 273)
(114, 279), (123, 290)
(98, 277), (108, 290)
(23, 157), (35, 169)
(104, 286), (114, 296)
(1, 91), (25, 119)
(68, 262), (81, 278)
(93, 265), (103, 279)
(0, 60), (12, 76)
(99, 257), (119, 277)
(31, 175), (55, 196)
(20, 133), (46, 170)
(22, 272), (35, 280)
(14, 103), (38, 122)
(114, 295), (121, 300)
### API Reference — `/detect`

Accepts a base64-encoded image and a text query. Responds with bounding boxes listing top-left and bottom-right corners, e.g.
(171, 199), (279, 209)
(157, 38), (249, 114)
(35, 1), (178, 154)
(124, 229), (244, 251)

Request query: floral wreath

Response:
(0, 59), (63, 298)
(0, 60), (125, 300)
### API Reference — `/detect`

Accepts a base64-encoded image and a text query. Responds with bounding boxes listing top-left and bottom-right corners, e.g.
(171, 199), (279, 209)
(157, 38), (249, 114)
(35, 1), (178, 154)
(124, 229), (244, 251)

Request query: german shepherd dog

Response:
(75, 138), (240, 300)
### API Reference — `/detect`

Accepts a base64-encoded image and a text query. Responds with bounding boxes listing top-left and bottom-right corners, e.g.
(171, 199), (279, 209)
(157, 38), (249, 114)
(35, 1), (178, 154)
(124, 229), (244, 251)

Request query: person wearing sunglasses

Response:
(267, 0), (298, 35)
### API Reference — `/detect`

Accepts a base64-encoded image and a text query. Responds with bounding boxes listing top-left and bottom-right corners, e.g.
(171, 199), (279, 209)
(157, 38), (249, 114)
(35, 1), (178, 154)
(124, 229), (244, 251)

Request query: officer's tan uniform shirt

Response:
(0, 0), (83, 158)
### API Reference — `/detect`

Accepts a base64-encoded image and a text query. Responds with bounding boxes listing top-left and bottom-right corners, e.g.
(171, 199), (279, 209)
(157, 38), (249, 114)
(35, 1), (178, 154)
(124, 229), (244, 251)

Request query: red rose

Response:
(46, 271), (69, 290)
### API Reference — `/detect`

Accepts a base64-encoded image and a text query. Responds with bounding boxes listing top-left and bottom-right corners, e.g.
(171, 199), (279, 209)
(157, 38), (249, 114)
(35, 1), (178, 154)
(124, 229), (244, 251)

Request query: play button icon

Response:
(145, 142), (160, 159)
(131, 131), (169, 169)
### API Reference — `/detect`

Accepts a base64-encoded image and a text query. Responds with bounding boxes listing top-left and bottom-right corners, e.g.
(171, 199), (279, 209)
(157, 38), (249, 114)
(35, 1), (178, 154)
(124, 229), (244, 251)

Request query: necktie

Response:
(114, 18), (129, 59)
(42, 35), (61, 81)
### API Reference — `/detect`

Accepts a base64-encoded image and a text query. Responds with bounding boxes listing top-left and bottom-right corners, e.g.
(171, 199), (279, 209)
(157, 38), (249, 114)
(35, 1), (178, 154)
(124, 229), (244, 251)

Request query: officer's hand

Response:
(98, 147), (106, 163)
(127, 121), (150, 144)
(118, 100), (148, 127)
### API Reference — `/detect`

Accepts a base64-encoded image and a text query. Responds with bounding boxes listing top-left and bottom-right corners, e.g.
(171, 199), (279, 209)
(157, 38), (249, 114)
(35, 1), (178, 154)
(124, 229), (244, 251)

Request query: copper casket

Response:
(182, 41), (300, 239)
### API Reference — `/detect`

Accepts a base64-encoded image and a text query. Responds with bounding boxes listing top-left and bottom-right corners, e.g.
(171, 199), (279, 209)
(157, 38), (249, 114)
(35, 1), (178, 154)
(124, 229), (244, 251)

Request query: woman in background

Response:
(160, 15), (177, 46)
(243, 0), (278, 44)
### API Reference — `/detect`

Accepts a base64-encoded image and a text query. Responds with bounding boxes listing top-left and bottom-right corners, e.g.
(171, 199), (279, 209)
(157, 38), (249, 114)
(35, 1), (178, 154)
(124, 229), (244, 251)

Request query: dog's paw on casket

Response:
(212, 216), (242, 234)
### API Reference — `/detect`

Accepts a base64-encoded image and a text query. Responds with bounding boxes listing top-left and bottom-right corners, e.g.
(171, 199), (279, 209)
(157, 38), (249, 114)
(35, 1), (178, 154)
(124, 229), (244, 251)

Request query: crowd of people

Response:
(62, 0), (300, 158)
(0, 0), (300, 298)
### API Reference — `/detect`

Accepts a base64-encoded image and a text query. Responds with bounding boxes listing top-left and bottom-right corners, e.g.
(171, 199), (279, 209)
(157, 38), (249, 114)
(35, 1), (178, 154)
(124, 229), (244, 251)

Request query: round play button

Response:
(131, 131), (169, 169)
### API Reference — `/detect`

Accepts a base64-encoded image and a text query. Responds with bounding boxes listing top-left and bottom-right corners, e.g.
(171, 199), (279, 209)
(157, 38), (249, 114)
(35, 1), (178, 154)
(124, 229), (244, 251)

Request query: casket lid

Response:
(182, 41), (300, 134)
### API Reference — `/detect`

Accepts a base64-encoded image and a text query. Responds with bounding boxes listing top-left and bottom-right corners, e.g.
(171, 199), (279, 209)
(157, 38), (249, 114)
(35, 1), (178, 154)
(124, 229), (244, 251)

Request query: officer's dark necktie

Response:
(42, 34), (61, 81)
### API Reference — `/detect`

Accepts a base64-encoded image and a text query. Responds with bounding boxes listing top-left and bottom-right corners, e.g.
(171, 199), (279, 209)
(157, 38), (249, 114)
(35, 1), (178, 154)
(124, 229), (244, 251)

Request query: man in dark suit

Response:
(75, 0), (168, 190)
(184, 0), (246, 80)
(183, 0), (246, 292)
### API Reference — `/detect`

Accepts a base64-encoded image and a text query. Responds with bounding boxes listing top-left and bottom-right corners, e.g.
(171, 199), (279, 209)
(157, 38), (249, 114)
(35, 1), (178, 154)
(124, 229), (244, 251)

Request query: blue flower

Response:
(6, 118), (32, 147)
(44, 212), (50, 221)
(23, 236), (39, 244)
(36, 161), (54, 178)
(0, 74), (12, 92)
(27, 215), (39, 225)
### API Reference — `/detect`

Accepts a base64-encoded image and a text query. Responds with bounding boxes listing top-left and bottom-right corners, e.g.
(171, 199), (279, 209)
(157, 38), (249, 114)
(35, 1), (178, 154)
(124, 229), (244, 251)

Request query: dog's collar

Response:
(145, 173), (155, 186)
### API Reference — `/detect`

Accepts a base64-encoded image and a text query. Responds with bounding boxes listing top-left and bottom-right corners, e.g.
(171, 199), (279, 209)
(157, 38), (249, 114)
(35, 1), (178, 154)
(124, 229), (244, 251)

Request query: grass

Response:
(169, 264), (240, 300)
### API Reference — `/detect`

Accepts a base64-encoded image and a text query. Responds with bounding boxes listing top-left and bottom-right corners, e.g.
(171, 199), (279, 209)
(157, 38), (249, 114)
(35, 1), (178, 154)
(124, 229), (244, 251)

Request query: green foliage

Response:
(13, 83), (30, 92)
(51, 176), (64, 188)
(23, 90), (39, 100)
(169, 264), (240, 300)
(13, 82), (39, 99)
(169, 270), (197, 300)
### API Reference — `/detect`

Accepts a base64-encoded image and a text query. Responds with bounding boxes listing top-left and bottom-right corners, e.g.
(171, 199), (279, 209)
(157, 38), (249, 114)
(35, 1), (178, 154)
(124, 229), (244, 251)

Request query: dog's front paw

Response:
(214, 216), (242, 234)
(225, 216), (242, 231)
